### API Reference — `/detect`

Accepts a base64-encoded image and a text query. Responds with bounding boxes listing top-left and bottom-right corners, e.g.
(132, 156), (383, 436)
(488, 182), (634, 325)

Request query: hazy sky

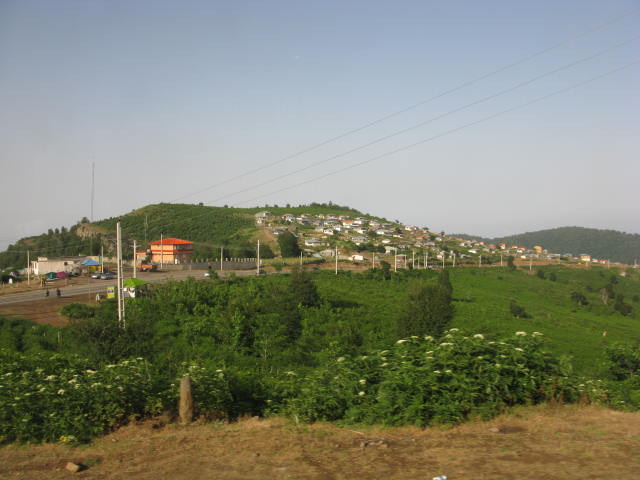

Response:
(1, 0), (638, 250)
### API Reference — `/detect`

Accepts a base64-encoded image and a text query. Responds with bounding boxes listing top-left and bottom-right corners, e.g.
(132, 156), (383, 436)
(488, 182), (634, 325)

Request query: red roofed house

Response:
(142, 238), (194, 265)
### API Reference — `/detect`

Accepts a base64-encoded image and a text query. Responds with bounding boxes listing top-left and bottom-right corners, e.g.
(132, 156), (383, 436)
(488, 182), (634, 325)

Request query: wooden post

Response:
(179, 374), (194, 424)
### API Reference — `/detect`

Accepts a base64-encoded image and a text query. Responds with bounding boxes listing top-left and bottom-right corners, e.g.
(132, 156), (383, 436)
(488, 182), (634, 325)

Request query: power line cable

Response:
(5, 54), (637, 256)
(124, 57), (640, 235)
(202, 35), (639, 205)
(4, 11), (638, 253)
(169, 6), (640, 203)
(232, 60), (640, 206)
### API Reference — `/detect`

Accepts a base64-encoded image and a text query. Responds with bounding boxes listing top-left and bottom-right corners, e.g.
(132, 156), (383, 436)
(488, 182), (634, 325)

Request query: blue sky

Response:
(1, 0), (638, 250)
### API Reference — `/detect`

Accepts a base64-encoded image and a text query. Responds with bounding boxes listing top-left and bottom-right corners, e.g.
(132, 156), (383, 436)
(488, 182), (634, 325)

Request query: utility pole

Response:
(479, 255), (482, 268)
(220, 247), (223, 271)
(453, 252), (456, 268)
(412, 250), (415, 269)
(116, 222), (125, 329)
(442, 253), (445, 269)
(500, 253), (503, 267)
(133, 240), (137, 279)
(27, 250), (30, 286)
(372, 253), (375, 269)
(529, 257), (532, 271)
(160, 233), (164, 269)
(335, 245), (338, 275)
(91, 162), (95, 222)
(256, 240), (260, 276)
(300, 251), (303, 267)
(394, 249), (397, 272)
(424, 251), (428, 269)
(101, 245), (104, 273)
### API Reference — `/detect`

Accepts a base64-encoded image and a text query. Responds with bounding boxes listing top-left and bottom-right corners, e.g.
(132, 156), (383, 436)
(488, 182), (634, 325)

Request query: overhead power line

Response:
(202, 35), (639, 205)
(169, 6), (640, 204)
(116, 58), (640, 237)
(231, 60), (640, 207)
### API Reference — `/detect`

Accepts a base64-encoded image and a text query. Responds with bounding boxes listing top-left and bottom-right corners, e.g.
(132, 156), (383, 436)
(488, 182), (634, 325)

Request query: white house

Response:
(255, 211), (273, 225)
(304, 238), (324, 247)
(31, 257), (81, 276)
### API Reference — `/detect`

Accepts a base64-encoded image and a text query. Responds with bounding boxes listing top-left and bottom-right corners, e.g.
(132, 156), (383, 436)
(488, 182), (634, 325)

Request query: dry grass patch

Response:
(0, 405), (638, 479)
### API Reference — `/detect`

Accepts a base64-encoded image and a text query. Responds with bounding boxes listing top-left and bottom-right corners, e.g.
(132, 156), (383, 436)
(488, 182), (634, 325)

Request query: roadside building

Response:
(31, 257), (81, 276)
(146, 238), (195, 264)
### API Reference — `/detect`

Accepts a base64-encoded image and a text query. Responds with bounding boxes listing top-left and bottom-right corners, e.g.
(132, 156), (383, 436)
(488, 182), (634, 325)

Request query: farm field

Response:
(0, 405), (638, 480)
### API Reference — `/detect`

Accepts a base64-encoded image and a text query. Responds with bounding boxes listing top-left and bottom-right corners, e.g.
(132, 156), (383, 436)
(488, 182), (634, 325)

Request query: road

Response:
(0, 269), (260, 306)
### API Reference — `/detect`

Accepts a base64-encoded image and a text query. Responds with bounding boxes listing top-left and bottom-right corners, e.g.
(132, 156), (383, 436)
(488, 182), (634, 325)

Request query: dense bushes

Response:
(0, 352), (160, 443)
(269, 330), (578, 426)
(1, 266), (639, 443)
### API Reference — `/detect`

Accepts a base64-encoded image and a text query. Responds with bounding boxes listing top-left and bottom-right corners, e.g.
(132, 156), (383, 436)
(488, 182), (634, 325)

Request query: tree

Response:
(570, 292), (588, 306)
(289, 265), (320, 307)
(397, 281), (454, 338)
(278, 231), (300, 257)
(509, 300), (528, 318)
(605, 343), (640, 380)
(614, 294), (633, 316)
(507, 255), (516, 270)
(438, 269), (453, 297)
(379, 260), (391, 280)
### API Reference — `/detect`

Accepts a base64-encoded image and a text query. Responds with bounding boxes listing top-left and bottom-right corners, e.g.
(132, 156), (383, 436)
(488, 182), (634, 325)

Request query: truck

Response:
(138, 262), (157, 272)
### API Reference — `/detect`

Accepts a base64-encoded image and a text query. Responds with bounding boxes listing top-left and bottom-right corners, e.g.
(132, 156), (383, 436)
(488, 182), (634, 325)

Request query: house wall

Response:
(32, 258), (79, 276)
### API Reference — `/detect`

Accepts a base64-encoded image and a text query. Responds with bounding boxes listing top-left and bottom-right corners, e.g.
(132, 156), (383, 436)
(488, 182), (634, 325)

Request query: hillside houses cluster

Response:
(254, 211), (606, 265)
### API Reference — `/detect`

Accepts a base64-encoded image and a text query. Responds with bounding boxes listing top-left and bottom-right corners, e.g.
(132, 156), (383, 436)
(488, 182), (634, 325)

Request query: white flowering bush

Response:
(0, 350), (160, 443)
(271, 329), (574, 426)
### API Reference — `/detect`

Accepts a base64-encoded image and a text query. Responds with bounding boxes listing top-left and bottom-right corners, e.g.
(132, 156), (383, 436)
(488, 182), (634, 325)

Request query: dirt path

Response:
(0, 405), (638, 480)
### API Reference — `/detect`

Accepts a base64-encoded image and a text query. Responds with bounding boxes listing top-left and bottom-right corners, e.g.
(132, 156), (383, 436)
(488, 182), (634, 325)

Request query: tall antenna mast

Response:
(90, 162), (95, 222)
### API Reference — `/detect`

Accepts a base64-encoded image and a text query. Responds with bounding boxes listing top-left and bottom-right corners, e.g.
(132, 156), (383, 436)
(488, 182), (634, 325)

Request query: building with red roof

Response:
(137, 237), (194, 265)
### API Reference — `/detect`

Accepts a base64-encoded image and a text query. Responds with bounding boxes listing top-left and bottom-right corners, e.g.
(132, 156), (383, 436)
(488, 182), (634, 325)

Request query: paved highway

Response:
(0, 269), (258, 306)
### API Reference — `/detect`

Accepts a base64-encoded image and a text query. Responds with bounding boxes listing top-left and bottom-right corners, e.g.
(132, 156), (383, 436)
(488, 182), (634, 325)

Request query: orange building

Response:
(139, 238), (194, 265)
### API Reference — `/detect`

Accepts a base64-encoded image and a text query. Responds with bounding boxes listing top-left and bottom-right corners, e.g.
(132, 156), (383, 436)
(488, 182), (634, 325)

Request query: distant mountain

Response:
(463, 227), (639, 265)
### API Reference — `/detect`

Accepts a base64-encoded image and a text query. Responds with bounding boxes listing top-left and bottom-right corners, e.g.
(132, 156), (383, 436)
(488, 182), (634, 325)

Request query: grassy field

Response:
(311, 265), (639, 376)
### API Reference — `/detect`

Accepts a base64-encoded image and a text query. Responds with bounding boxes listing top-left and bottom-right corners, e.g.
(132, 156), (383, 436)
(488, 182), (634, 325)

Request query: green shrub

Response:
(0, 351), (160, 443)
(270, 329), (565, 426)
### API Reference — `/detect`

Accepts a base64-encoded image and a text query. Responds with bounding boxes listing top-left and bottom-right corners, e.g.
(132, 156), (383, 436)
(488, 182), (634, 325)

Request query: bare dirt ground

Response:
(0, 293), (95, 326)
(0, 405), (638, 480)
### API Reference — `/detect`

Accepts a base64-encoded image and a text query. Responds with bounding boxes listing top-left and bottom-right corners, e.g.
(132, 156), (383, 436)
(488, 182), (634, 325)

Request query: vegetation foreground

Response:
(0, 265), (639, 447)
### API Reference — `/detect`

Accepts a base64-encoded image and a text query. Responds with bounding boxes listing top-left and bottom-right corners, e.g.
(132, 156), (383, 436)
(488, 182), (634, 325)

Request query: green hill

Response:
(462, 227), (640, 265)
(0, 202), (373, 269)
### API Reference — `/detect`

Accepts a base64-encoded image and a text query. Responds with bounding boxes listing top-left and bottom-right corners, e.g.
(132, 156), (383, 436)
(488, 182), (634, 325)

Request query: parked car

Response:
(91, 273), (102, 279)
(99, 272), (115, 280)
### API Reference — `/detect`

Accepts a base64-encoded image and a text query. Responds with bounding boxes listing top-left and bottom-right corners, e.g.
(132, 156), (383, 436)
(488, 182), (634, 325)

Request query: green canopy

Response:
(123, 278), (149, 287)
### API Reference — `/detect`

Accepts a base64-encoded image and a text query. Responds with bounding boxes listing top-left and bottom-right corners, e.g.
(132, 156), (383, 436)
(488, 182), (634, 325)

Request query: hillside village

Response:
(255, 210), (615, 267)
(1, 203), (633, 282)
